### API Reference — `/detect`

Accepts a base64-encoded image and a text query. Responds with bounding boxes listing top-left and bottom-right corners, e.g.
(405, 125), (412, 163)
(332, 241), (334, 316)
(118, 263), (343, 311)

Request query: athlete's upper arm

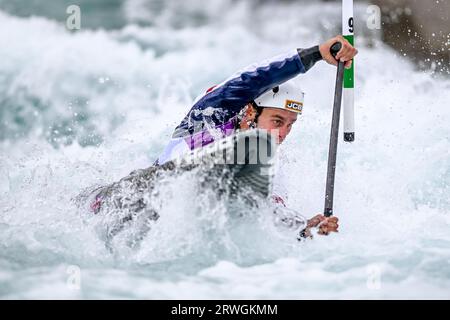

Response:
(194, 49), (306, 114)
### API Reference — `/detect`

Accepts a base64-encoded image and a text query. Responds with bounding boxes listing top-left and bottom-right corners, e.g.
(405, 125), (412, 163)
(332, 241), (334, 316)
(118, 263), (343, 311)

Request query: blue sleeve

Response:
(173, 47), (321, 137)
(196, 49), (306, 114)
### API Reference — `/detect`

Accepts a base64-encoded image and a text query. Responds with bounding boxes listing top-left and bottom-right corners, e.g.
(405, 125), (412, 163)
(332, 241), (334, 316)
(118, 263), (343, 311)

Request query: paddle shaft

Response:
(324, 42), (345, 217)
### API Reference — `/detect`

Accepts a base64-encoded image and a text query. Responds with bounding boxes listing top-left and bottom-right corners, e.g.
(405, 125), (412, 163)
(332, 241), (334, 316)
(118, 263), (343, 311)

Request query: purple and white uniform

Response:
(156, 46), (323, 165)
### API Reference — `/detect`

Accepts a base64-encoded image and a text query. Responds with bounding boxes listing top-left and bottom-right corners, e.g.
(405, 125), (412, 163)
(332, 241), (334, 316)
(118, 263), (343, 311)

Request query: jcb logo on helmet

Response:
(285, 100), (303, 114)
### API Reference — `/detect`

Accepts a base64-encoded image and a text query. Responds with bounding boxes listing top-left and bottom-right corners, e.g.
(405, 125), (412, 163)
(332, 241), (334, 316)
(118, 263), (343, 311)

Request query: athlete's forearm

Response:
(297, 45), (323, 72)
(272, 205), (307, 231)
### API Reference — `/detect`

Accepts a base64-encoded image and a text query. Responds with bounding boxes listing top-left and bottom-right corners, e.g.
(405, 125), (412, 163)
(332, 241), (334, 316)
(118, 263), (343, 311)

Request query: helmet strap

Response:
(251, 101), (263, 124)
(238, 102), (263, 130)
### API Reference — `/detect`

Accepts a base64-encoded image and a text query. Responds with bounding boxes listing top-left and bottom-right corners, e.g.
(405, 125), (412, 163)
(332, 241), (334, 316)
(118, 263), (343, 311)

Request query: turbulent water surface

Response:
(0, 0), (449, 299)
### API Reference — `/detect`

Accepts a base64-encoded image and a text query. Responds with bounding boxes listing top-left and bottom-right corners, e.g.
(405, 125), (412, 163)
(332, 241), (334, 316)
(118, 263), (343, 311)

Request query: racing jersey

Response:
(156, 45), (322, 165)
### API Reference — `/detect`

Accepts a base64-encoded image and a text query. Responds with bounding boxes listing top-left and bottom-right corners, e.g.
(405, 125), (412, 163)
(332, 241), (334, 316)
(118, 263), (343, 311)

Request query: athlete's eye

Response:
(272, 120), (282, 127)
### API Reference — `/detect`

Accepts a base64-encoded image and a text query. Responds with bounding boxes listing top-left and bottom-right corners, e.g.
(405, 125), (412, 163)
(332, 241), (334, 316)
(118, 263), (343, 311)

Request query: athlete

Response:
(155, 35), (357, 237)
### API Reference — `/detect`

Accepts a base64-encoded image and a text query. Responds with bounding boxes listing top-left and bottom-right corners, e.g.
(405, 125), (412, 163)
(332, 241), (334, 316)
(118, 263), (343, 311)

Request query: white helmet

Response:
(254, 80), (304, 114)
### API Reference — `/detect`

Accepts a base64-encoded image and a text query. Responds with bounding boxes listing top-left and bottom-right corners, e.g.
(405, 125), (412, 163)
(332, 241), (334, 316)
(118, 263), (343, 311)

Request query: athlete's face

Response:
(256, 108), (298, 144)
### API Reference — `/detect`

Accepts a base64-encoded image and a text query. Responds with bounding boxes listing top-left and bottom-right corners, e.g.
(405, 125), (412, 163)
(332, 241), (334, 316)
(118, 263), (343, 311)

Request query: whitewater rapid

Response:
(0, 0), (449, 299)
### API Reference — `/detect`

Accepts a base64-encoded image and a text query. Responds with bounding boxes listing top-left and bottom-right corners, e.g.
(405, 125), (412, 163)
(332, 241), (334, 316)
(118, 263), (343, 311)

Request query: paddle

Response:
(324, 42), (344, 218)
